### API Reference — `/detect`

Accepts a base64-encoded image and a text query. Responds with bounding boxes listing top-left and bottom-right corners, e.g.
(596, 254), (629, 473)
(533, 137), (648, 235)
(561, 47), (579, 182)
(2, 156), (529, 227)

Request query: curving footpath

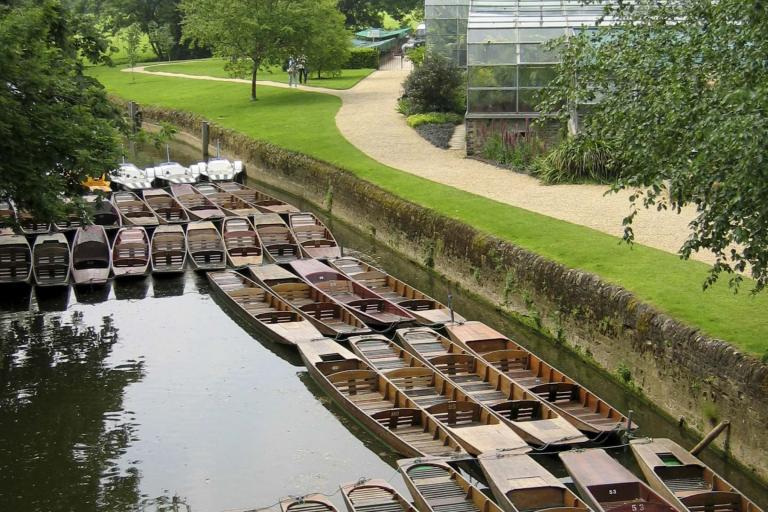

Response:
(127, 64), (712, 265)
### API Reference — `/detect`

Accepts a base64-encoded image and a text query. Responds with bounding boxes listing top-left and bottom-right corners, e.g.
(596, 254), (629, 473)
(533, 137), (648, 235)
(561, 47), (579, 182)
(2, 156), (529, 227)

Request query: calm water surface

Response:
(0, 140), (764, 511)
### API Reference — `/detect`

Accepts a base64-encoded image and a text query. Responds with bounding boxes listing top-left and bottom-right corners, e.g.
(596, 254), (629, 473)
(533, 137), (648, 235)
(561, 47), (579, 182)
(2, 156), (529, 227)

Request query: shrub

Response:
(406, 112), (463, 128)
(480, 133), (545, 170)
(396, 97), (417, 116)
(406, 46), (426, 66)
(532, 135), (619, 184)
(402, 52), (464, 114)
(345, 48), (378, 69)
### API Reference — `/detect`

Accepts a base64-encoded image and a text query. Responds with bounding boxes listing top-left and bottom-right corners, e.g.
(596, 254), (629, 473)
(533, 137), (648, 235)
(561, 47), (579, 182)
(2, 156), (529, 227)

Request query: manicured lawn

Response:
(88, 64), (768, 356)
(142, 58), (375, 90)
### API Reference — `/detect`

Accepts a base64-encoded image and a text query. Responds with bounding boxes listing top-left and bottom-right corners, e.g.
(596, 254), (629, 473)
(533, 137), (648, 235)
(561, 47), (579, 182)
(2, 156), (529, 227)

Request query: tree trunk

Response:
(251, 59), (259, 100)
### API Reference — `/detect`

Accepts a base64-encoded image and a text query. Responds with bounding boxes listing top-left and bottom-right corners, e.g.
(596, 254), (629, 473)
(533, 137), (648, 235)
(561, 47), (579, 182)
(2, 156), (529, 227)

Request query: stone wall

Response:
(465, 116), (560, 155)
(138, 104), (768, 481)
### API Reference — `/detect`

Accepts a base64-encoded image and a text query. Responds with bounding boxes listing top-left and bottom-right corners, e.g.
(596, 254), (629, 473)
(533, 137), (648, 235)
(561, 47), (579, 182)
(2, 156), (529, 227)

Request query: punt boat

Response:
(289, 212), (341, 259)
(195, 183), (260, 217)
(208, 270), (323, 345)
(112, 191), (159, 227)
(340, 479), (416, 512)
(630, 438), (763, 512)
(446, 321), (633, 435)
(560, 449), (678, 512)
(215, 181), (299, 215)
(143, 189), (190, 224)
(146, 161), (199, 186)
(84, 195), (121, 230)
(16, 210), (50, 235)
(329, 256), (464, 324)
(478, 453), (590, 512)
(248, 264), (369, 337)
(252, 213), (302, 263)
(291, 259), (416, 328)
(295, 337), (466, 457)
(53, 200), (83, 232)
(222, 216), (262, 268)
(150, 225), (187, 274)
(280, 494), (337, 512)
(186, 221), (226, 271)
(399, 457), (505, 512)
(71, 225), (111, 286)
(111, 227), (150, 278)
(348, 334), (530, 455)
(355, 332), (585, 448)
(32, 233), (71, 287)
(0, 232), (32, 284)
(110, 162), (153, 191)
(170, 184), (224, 221)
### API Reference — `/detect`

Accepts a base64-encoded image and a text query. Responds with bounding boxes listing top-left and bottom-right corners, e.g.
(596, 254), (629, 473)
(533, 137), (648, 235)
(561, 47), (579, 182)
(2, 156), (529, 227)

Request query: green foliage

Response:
(122, 23), (144, 76)
(337, 0), (421, 28)
(616, 363), (633, 385)
(406, 46), (426, 66)
(305, 12), (351, 79)
(346, 47), (378, 69)
(532, 135), (619, 184)
(0, 0), (121, 221)
(402, 52), (464, 114)
(396, 98), (417, 116)
(481, 134), (544, 170)
(147, 21), (175, 62)
(702, 401), (719, 424)
(180, 0), (346, 100)
(406, 112), (462, 128)
(537, 0), (768, 292)
(761, 350), (768, 364)
(88, 65), (768, 356)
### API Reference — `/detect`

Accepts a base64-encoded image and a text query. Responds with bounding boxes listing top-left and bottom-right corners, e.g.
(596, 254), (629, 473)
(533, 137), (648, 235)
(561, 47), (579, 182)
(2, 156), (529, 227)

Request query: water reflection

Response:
(0, 312), (145, 512)
(34, 286), (72, 312)
(114, 278), (151, 302)
(74, 282), (113, 305)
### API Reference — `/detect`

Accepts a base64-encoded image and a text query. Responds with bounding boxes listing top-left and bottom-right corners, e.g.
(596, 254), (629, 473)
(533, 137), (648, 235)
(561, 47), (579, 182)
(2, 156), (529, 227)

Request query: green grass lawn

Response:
(142, 58), (374, 90)
(87, 64), (768, 356)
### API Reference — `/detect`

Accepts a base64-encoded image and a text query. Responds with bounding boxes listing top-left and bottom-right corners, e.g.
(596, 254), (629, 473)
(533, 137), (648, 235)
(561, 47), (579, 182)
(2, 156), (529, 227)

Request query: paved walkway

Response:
(127, 64), (711, 264)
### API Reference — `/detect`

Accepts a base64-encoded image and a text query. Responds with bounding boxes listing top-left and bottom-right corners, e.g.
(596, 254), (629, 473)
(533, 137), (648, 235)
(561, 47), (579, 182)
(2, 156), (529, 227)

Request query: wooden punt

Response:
(289, 212), (341, 259)
(151, 225), (187, 274)
(71, 225), (111, 286)
(84, 195), (121, 230)
(111, 227), (150, 278)
(16, 210), (50, 235)
(281, 494), (338, 512)
(222, 216), (262, 268)
(329, 256), (464, 324)
(399, 457), (505, 512)
(0, 232), (32, 284)
(195, 183), (260, 217)
(478, 453), (590, 512)
(446, 321), (632, 435)
(111, 191), (159, 227)
(295, 337), (466, 457)
(396, 327), (588, 446)
(186, 221), (226, 271)
(252, 213), (302, 263)
(170, 183), (224, 221)
(630, 438), (763, 512)
(560, 449), (678, 512)
(348, 334), (530, 455)
(291, 259), (416, 328)
(53, 200), (83, 232)
(208, 270), (324, 345)
(216, 181), (299, 215)
(341, 479), (417, 512)
(248, 264), (369, 337)
(32, 233), (71, 287)
(0, 200), (15, 228)
(143, 188), (190, 224)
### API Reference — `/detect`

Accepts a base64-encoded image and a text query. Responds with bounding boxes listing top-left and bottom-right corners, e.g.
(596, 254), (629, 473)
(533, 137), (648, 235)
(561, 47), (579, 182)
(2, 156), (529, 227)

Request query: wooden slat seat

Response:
(426, 402), (482, 428)
(680, 492), (741, 512)
(256, 311), (296, 323)
(491, 400), (542, 422)
(407, 464), (478, 512)
(529, 382), (581, 404)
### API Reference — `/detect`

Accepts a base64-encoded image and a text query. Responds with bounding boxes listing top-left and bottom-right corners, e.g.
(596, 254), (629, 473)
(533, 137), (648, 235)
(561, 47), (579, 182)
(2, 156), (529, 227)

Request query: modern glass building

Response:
(426, 0), (611, 152)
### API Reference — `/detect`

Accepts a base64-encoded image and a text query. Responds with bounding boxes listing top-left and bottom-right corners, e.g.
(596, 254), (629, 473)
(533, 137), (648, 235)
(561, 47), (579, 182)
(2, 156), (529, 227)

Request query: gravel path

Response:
(126, 65), (713, 265)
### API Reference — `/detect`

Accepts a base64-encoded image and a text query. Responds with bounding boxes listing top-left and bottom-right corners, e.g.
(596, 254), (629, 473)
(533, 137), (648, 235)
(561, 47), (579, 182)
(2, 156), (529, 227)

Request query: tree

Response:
(537, 0), (768, 292)
(122, 22), (143, 79)
(148, 21), (175, 61)
(304, 9), (351, 79)
(180, 0), (347, 100)
(337, 0), (421, 29)
(0, 0), (121, 222)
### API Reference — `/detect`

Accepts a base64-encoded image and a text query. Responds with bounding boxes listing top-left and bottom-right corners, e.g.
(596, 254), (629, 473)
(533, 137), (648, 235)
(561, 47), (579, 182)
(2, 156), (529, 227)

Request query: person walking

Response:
(297, 54), (308, 85)
(287, 56), (298, 88)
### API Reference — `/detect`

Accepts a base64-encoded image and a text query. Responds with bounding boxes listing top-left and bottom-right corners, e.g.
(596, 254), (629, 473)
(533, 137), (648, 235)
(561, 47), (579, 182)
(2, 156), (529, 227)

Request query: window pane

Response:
(518, 28), (565, 43)
(519, 43), (558, 63)
(468, 43), (517, 65)
(428, 19), (458, 35)
(468, 66), (518, 87)
(468, 89), (517, 113)
(518, 88), (544, 112)
(468, 28), (518, 44)
(426, 5), (457, 18)
(518, 65), (556, 87)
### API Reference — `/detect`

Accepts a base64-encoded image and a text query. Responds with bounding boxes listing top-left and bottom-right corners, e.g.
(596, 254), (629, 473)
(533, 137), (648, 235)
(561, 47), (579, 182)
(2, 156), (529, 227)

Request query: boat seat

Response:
(347, 298), (385, 313)
(399, 299), (436, 311)
(299, 303), (340, 321)
(300, 239), (336, 248)
(371, 408), (422, 429)
(491, 400), (542, 421)
(328, 369), (379, 396)
(482, 350), (530, 373)
(681, 491), (741, 512)
(529, 382), (581, 403)
(427, 355), (476, 378)
(255, 311), (295, 323)
(315, 279), (354, 294)
(426, 401), (482, 428)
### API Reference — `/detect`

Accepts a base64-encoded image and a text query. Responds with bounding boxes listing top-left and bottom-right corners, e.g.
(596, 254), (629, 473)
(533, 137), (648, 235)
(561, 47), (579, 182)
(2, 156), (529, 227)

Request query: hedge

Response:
(345, 48), (378, 69)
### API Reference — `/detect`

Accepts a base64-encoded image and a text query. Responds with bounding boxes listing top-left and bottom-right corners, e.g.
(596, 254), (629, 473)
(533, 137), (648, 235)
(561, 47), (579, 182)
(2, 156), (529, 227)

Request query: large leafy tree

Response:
(180, 0), (348, 100)
(337, 0), (421, 29)
(0, 0), (121, 221)
(538, 0), (768, 291)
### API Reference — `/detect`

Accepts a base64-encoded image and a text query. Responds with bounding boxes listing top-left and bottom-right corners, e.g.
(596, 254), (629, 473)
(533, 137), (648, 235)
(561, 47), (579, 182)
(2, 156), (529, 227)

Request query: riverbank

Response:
(139, 112), (768, 484)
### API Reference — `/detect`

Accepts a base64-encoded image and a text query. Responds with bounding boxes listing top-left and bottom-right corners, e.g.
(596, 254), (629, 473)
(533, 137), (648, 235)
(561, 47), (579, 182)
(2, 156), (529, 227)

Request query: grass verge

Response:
(86, 64), (768, 356)
(142, 58), (374, 90)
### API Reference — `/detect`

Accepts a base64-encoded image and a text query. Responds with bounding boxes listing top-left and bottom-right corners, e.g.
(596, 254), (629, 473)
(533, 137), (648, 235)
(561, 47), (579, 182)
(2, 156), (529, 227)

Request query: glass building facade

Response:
(424, 0), (471, 66)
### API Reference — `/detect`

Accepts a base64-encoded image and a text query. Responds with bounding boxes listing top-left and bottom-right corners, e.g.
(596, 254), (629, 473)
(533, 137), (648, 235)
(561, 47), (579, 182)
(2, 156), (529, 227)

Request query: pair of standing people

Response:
(287, 55), (308, 87)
